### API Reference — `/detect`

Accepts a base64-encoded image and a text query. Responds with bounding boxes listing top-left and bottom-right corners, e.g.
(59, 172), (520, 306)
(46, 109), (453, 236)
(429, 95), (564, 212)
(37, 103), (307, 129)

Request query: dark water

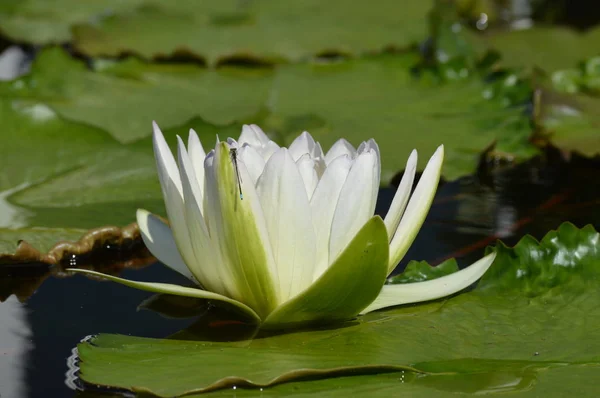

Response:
(0, 150), (599, 398)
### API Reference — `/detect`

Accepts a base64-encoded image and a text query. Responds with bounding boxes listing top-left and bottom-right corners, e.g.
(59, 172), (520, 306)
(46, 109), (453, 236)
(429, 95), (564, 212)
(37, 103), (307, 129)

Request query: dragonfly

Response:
(229, 147), (244, 200)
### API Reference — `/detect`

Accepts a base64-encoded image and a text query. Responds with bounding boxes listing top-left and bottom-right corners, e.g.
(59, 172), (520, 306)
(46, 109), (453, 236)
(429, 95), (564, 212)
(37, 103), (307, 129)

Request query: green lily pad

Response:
(76, 222), (600, 396)
(0, 227), (86, 255)
(536, 57), (600, 157)
(0, 93), (158, 230)
(0, 47), (272, 143)
(0, 0), (139, 44)
(263, 54), (537, 180)
(67, 0), (433, 65)
(1, 48), (538, 182)
(202, 364), (600, 397)
(539, 90), (600, 157)
(387, 258), (459, 284)
(471, 26), (600, 72)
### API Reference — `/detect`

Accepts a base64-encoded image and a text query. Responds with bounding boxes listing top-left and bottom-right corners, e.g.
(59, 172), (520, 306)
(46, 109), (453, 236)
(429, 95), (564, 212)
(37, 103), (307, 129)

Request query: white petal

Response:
(361, 252), (497, 314)
(388, 145), (444, 273)
(260, 141), (280, 162)
(256, 148), (317, 302)
(310, 155), (352, 279)
(328, 150), (379, 270)
(384, 150), (417, 240)
(251, 124), (271, 144)
(68, 269), (262, 324)
(313, 142), (327, 177)
(177, 136), (204, 218)
(314, 141), (325, 160)
(357, 139), (377, 155)
(204, 143), (280, 316)
(358, 139), (380, 181)
(151, 122), (197, 278)
(289, 131), (318, 161)
(136, 209), (194, 282)
(187, 128), (206, 204)
(177, 137), (227, 294)
(238, 124), (269, 147)
(296, 154), (319, 199)
(325, 138), (356, 164)
(238, 144), (266, 185)
(202, 148), (244, 299)
(202, 150), (215, 219)
(152, 121), (182, 195)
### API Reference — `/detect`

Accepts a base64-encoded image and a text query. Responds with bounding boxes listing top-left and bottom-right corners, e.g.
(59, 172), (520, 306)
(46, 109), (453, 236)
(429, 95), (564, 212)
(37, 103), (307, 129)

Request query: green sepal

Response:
(262, 216), (389, 329)
(67, 268), (261, 324)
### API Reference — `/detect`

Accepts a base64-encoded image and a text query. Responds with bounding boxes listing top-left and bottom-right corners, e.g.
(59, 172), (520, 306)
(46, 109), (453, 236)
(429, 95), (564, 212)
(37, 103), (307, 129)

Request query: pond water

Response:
(1, 150), (598, 398)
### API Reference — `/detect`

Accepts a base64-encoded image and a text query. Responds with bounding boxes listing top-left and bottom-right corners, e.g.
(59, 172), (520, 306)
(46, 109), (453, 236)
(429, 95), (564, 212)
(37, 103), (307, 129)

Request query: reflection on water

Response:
(414, 148), (600, 268)
(0, 297), (32, 398)
(413, 358), (570, 395)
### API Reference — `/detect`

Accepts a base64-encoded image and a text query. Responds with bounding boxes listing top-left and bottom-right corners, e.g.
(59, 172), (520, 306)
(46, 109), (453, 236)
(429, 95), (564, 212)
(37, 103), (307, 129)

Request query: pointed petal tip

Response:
(423, 144), (444, 176)
(151, 121), (161, 139)
(250, 124), (266, 133)
(406, 150), (418, 172)
(136, 208), (150, 220)
(436, 144), (445, 157)
(136, 209), (151, 233)
(363, 252), (497, 314)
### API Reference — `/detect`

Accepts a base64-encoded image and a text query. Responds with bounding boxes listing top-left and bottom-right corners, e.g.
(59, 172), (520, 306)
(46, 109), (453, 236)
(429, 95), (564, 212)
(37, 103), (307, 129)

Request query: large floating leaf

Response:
(0, 72), (247, 231)
(471, 26), (600, 72)
(0, 228), (85, 257)
(0, 0), (434, 65)
(202, 365), (600, 397)
(539, 90), (600, 157)
(1, 48), (538, 181)
(0, 47), (271, 143)
(0, 0), (139, 44)
(77, 222), (600, 396)
(0, 94), (159, 229)
(266, 54), (537, 179)
(537, 58), (600, 157)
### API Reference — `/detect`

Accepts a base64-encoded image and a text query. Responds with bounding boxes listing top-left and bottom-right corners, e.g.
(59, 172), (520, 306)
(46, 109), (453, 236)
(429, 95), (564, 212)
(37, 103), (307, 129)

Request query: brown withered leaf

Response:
(0, 222), (155, 302)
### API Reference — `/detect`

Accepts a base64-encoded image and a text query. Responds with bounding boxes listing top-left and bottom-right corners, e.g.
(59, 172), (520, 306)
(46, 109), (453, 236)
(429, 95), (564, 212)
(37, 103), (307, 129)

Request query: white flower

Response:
(71, 123), (496, 328)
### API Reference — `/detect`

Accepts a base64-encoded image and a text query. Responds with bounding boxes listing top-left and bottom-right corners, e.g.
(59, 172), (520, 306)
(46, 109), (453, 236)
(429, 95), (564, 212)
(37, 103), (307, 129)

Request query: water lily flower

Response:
(70, 123), (496, 328)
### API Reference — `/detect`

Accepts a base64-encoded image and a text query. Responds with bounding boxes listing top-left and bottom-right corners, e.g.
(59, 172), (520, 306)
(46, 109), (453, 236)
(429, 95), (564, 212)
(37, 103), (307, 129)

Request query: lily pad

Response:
(0, 0), (139, 44)
(537, 59), (600, 157)
(1, 48), (538, 181)
(0, 72), (249, 231)
(69, 0), (432, 65)
(471, 26), (600, 72)
(387, 258), (458, 284)
(0, 94), (156, 229)
(201, 365), (600, 397)
(539, 90), (600, 157)
(0, 47), (272, 143)
(264, 54), (537, 180)
(76, 222), (600, 396)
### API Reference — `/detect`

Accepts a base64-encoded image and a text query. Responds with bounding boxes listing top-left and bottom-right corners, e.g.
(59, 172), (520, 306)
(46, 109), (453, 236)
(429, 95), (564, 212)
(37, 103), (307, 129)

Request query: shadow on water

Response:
(0, 147), (599, 397)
